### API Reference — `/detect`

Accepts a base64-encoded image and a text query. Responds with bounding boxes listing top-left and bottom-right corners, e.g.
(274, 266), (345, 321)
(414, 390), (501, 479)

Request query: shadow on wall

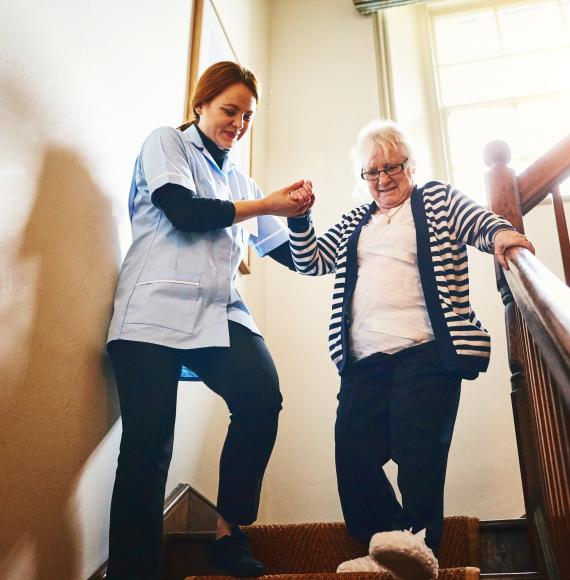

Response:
(0, 140), (121, 579)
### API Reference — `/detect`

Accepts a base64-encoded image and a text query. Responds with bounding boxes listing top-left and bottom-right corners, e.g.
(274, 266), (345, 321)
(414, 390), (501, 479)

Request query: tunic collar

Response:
(184, 124), (233, 175)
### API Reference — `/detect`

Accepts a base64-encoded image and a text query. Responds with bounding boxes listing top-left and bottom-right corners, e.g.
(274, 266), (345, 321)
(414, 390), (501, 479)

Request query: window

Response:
(429, 0), (570, 204)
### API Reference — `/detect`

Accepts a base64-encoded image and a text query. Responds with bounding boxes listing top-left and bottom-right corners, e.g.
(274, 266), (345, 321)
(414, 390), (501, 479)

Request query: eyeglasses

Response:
(361, 159), (408, 181)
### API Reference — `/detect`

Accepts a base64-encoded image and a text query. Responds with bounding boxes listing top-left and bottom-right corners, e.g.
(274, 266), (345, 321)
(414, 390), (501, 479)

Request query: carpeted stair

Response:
(166, 517), (481, 579)
(185, 575), (479, 580)
(87, 484), (539, 579)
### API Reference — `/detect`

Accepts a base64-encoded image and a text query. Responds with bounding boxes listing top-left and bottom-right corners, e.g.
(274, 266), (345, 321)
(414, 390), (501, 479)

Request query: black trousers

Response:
(335, 341), (461, 555)
(106, 322), (282, 580)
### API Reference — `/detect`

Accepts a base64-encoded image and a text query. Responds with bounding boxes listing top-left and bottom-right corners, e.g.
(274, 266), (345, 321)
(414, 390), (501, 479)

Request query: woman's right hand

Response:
(264, 179), (315, 217)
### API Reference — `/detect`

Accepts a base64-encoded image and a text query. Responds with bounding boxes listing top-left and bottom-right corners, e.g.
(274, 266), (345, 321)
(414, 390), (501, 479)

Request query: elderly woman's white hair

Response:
(351, 119), (415, 199)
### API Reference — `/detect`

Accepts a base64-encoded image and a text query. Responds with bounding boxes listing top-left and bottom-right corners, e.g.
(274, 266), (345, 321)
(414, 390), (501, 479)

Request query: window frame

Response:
(422, 0), (570, 203)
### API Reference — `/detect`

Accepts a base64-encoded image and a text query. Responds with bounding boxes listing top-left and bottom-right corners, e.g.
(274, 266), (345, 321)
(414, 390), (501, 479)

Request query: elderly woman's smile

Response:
(365, 147), (415, 211)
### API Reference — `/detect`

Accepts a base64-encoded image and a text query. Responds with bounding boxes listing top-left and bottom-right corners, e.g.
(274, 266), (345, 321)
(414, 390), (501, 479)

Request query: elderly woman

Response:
(287, 119), (534, 578)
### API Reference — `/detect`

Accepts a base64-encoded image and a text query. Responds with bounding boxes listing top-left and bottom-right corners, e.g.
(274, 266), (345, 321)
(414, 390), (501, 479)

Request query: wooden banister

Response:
(485, 136), (570, 580)
(518, 135), (570, 214)
(503, 248), (570, 413)
(551, 184), (570, 286)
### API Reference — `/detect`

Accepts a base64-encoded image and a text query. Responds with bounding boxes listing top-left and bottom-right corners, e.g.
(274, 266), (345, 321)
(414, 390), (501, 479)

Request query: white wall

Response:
(2, 1), (566, 577)
(385, 3), (570, 520)
(257, 0), (384, 523)
(254, 0), (569, 526)
(0, 1), (193, 578)
(0, 1), (276, 576)
(166, 0), (275, 521)
(386, 4), (527, 520)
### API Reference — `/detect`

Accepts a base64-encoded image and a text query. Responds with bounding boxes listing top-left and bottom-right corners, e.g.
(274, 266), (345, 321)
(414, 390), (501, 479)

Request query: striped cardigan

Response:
(288, 180), (515, 378)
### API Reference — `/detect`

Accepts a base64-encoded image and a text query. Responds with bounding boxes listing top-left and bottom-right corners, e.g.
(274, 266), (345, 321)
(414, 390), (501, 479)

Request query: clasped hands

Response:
(264, 179), (315, 217)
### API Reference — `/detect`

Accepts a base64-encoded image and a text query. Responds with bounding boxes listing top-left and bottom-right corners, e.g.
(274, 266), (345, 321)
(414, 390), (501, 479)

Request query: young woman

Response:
(105, 61), (313, 580)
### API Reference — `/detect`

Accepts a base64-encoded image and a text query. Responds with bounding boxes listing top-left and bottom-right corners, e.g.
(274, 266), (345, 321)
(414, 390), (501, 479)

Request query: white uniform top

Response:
(107, 125), (288, 364)
(350, 198), (434, 361)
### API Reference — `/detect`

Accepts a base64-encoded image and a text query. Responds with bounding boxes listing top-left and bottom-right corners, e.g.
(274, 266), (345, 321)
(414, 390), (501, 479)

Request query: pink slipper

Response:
(337, 555), (395, 575)
(369, 529), (439, 579)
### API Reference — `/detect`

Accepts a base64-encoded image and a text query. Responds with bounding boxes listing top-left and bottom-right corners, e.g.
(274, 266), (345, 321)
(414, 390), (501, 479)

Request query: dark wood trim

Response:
(532, 506), (561, 580)
(480, 519), (527, 531)
(485, 135), (570, 580)
(480, 574), (542, 579)
(87, 483), (217, 580)
(504, 248), (570, 413)
(184, 0), (204, 123)
(483, 140), (525, 233)
(165, 483), (191, 515)
(551, 185), (570, 286)
(88, 562), (107, 580)
(518, 134), (570, 214)
(479, 517), (537, 575)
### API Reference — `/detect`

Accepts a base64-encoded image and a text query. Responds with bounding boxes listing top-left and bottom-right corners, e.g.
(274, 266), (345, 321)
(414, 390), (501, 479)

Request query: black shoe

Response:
(209, 526), (266, 577)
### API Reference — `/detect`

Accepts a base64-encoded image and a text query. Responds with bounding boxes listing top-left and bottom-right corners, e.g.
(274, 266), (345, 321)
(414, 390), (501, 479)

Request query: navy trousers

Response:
(335, 340), (461, 555)
(106, 322), (282, 580)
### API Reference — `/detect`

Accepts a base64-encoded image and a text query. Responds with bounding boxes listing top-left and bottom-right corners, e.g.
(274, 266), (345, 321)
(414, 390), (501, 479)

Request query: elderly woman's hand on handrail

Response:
(492, 229), (535, 270)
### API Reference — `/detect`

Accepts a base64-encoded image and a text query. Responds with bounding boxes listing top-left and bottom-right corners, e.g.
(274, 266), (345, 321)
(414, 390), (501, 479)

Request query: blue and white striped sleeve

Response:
(287, 212), (346, 276)
(446, 185), (516, 252)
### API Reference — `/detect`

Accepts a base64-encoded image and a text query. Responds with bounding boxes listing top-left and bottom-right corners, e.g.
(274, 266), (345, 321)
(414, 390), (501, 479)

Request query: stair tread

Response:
(168, 518), (537, 579)
(184, 568), (481, 580)
(479, 519), (527, 531)
(481, 571), (542, 580)
(166, 519), (479, 579)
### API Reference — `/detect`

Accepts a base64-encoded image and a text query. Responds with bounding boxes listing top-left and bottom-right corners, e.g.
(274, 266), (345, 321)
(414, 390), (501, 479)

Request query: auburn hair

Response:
(179, 61), (260, 130)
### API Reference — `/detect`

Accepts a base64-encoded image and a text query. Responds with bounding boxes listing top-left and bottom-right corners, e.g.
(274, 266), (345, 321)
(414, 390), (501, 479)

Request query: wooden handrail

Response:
(485, 135), (570, 579)
(504, 247), (570, 413)
(552, 184), (570, 285)
(519, 135), (570, 214)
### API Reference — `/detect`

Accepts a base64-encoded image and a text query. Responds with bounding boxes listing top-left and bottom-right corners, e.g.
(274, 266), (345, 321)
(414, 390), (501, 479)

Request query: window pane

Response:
(451, 165), (488, 204)
(439, 48), (570, 106)
(434, 10), (500, 65)
(512, 94), (570, 160)
(432, 0), (570, 203)
(447, 105), (517, 167)
(498, 1), (566, 53)
(564, 0), (570, 34)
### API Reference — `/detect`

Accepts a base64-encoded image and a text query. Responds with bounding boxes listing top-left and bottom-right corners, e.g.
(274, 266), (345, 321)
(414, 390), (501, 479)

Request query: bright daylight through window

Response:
(430, 0), (570, 204)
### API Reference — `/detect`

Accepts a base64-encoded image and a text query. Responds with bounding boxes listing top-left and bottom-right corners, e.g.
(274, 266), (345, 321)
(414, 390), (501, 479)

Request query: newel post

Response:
(484, 140), (524, 232)
(484, 140), (540, 570)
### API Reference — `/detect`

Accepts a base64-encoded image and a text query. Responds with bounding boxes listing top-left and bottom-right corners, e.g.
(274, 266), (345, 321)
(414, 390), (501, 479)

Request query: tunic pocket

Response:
(124, 272), (201, 334)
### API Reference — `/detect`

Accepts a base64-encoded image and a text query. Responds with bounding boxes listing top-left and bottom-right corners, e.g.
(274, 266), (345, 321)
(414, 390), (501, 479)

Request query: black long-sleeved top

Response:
(152, 124), (295, 270)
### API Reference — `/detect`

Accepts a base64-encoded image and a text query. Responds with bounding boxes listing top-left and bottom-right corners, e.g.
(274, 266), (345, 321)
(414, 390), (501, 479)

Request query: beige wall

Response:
(1, 0), (567, 577)
(385, 3), (569, 519)
(254, 0), (567, 525)
(257, 0), (384, 523)
(0, 1), (274, 577)
(386, 4), (526, 519)
(0, 1), (193, 578)
(166, 0), (275, 521)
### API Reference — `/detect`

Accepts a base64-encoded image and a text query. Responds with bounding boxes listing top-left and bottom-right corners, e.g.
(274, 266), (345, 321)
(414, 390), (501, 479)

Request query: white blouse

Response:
(350, 198), (434, 361)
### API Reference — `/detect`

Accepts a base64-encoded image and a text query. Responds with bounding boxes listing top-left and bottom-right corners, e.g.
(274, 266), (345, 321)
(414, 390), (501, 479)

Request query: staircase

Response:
(87, 485), (542, 580)
(88, 136), (570, 580)
(162, 139), (568, 580)
(156, 484), (541, 580)
(484, 135), (570, 580)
